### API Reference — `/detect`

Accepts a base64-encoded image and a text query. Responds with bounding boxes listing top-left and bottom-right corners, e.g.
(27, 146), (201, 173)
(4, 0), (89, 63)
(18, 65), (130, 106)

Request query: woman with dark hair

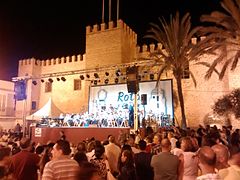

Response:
(117, 150), (136, 180)
(74, 151), (88, 166)
(90, 144), (108, 179)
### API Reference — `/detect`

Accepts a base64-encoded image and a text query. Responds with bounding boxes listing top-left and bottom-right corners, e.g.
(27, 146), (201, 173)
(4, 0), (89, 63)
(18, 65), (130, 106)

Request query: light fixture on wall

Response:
(86, 74), (90, 78)
(105, 72), (109, 76)
(61, 77), (66, 82)
(94, 80), (98, 85)
(56, 77), (60, 81)
(41, 79), (45, 83)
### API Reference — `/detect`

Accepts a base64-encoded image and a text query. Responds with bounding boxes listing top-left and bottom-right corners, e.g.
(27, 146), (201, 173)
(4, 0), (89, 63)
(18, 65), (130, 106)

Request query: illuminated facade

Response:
(0, 80), (15, 130)
(15, 19), (240, 128)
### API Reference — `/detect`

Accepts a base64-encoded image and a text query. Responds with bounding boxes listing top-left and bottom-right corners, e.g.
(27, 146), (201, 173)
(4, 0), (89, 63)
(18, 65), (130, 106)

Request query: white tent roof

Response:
(26, 97), (63, 120)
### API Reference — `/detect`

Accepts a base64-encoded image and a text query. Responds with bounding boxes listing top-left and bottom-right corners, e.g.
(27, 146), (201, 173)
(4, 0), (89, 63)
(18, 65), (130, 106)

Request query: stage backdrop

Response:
(89, 80), (174, 120)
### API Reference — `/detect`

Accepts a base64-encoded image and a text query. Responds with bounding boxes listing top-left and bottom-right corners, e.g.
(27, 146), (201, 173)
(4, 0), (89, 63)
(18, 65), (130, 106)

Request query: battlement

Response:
(136, 36), (206, 55)
(86, 19), (137, 42)
(19, 54), (86, 67)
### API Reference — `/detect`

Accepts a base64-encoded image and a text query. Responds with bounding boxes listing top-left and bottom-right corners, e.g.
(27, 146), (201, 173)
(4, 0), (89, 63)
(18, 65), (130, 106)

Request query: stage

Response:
(30, 126), (130, 145)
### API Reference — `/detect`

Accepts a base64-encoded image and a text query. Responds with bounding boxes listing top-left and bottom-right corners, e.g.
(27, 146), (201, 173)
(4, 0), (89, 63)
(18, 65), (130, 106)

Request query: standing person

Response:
(42, 140), (79, 180)
(9, 138), (40, 180)
(105, 135), (121, 177)
(134, 140), (153, 180)
(14, 123), (22, 138)
(151, 138), (179, 180)
(118, 150), (136, 180)
(178, 137), (198, 180)
(90, 144), (108, 180)
(196, 146), (221, 180)
(59, 131), (66, 141)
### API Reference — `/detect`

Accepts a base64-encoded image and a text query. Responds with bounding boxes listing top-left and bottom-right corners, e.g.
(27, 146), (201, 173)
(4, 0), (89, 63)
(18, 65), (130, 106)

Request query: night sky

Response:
(0, 0), (222, 80)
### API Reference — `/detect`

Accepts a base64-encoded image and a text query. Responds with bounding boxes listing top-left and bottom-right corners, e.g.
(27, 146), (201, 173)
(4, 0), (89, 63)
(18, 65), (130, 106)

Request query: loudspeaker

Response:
(141, 94), (147, 105)
(127, 81), (139, 94)
(126, 66), (139, 93)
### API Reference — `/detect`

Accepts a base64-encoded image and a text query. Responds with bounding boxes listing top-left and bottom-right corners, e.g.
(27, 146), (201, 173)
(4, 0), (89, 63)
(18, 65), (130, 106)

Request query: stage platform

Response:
(30, 126), (130, 145)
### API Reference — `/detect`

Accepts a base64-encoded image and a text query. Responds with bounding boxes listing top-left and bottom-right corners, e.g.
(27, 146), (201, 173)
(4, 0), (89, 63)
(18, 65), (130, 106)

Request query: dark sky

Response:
(0, 0), (222, 80)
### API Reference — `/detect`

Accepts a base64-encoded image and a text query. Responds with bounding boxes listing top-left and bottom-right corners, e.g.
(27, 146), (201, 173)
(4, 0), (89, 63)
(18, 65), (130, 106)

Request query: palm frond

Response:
(189, 70), (197, 87)
(231, 50), (240, 70)
(155, 65), (168, 87)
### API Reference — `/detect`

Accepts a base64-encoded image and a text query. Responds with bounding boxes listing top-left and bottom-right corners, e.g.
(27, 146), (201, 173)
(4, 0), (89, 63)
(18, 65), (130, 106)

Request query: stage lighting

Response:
(105, 72), (109, 76)
(32, 80), (37, 85)
(150, 74), (154, 80)
(104, 79), (109, 84)
(48, 78), (53, 83)
(61, 77), (66, 82)
(56, 77), (60, 81)
(86, 74), (90, 78)
(80, 75), (85, 80)
(138, 75), (141, 81)
(115, 78), (119, 84)
(94, 73), (99, 78)
(116, 69), (121, 76)
(41, 79), (44, 83)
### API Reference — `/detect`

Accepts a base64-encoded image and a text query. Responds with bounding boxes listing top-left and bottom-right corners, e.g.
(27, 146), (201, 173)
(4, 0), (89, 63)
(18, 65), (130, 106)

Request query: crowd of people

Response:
(0, 124), (240, 180)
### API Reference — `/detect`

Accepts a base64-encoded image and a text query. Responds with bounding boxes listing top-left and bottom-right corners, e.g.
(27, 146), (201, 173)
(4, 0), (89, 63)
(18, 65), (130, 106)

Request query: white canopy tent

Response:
(26, 97), (63, 121)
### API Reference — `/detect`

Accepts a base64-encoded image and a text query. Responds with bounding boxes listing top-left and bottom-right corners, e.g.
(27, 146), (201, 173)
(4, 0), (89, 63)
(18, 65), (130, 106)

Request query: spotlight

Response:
(116, 69), (121, 76)
(61, 77), (66, 82)
(115, 78), (119, 84)
(105, 72), (109, 76)
(104, 79), (109, 84)
(80, 75), (85, 80)
(32, 80), (37, 85)
(41, 79), (44, 83)
(48, 78), (53, 83)
(86, 74), (90, 78)
(94, 73), (99, 78)
(56, 77), (60, 81)
(94, 80), (98, 85)
(150, 74), (154, 80)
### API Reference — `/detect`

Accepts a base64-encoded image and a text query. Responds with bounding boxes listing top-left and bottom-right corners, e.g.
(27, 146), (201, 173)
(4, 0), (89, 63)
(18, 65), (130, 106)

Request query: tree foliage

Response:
(213, 89), (240, 118)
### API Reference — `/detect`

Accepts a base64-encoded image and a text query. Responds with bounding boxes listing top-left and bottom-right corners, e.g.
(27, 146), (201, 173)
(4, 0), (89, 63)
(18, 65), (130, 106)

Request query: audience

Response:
(1, 124), (240, 180)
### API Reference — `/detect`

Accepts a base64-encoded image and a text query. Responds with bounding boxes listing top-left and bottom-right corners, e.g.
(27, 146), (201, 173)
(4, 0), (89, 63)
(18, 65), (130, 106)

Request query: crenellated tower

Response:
(86, 19), (137, 69)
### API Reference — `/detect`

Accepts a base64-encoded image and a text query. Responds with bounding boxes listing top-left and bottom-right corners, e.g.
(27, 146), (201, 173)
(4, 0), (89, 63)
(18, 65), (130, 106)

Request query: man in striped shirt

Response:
(42, 140), (79, 180)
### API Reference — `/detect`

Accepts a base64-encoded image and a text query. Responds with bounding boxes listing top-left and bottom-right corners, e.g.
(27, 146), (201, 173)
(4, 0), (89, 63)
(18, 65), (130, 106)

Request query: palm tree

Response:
(144, 12), (223, 128)
(200, 0), (240, 80)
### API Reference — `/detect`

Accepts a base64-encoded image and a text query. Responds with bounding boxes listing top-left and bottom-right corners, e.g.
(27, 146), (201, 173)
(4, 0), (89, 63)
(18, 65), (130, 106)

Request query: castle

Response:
(15, 19), (240, 128)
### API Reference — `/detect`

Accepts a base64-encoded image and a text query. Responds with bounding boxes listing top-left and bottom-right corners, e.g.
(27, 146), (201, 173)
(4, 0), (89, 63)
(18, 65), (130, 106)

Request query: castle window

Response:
(45, 82), (52, 93)
(32, 101), (37, 110)
(74, 79), (81, 91)
(0, 94), (6, 112)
